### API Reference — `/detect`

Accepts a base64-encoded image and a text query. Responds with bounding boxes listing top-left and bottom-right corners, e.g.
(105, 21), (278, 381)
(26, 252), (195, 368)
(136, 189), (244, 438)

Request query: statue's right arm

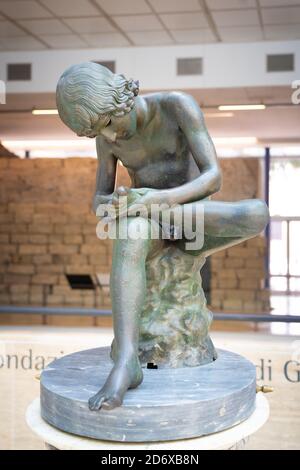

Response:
(92, 137), (118, 214)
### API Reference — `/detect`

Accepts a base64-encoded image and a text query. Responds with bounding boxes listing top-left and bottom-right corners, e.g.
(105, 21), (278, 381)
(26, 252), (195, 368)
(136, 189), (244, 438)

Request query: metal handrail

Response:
(0, 305), (299, 323)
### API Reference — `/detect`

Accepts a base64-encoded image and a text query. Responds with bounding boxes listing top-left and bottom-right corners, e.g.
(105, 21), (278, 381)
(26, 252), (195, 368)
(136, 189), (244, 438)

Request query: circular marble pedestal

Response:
(27, 394), (269, 450)
(40, 347), (256, 442)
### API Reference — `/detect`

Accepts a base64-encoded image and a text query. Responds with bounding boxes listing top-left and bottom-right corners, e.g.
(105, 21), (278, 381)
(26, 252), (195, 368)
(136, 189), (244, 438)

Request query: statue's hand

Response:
(99, 186), (170, 221)
(115, 187), (169, 219)
(129, 188), (167, 207)
(93, 193), (113, 216)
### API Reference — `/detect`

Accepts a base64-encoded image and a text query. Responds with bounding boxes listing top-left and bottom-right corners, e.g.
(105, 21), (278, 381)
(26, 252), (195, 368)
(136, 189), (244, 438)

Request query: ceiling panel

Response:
(0, 20), (26, 37)
(219, 26), (263, 42)
(113, 14), (163, 32)
(159, 12), (209, 29)
(19, 19), (71, 35)
(82, 32), (130, 47)
(212, 9), (260, 26)
(0, 1), (52, 19)
(127, 30), (173, 46)
(40, 0), (100, 17)
(0, 36), (46, 50)
(171, 29), (216, 44)
(148, 0), (201, 13)
(95, 0), (151, 15)
(41, 34), (87, 48)
(264, 24), (300, 40)
(64, 17), (115, 34)
(0, 0), (297, 50)
(262, 6), (300, 24)
(260, 0), (300, 6)
(206, 0), (256, 9)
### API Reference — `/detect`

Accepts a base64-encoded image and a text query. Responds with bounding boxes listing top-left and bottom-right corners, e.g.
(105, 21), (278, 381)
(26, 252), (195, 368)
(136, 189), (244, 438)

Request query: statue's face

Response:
(77, 107), (137, 142)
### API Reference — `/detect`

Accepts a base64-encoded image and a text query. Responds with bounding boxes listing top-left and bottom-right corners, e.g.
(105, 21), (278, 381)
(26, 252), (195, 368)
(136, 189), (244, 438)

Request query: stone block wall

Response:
(0, 157), (112, 325)
(210, 157), (269, 312)
(0, 156), (270, 325)
(210, 237), (269, 312)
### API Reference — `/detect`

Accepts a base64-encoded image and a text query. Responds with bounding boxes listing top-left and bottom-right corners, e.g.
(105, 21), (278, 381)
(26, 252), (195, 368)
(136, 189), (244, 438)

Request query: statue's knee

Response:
(255, 200), (269, 231)
(127, 216), (152, 240)
(241, 199), (269, 234)
(248, 200), (269, 233)
(117, 216), (151, 238)
(116, 217), (152, 262)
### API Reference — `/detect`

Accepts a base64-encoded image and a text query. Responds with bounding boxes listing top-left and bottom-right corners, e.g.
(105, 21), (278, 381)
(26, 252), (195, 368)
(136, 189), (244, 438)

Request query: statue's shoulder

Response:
(160, 91), (201, 114)
(164, 90), (191, 101)
(141, 92), (202, 123)
(142, 91), (192, 106)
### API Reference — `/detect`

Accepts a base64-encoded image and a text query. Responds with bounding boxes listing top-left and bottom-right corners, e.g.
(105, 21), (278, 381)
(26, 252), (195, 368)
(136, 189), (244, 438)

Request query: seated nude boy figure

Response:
(56, 62), (269, 411)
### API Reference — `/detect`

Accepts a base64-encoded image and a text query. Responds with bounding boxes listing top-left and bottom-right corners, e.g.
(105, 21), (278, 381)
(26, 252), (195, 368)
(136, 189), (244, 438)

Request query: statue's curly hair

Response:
(56, 62), (139, 134)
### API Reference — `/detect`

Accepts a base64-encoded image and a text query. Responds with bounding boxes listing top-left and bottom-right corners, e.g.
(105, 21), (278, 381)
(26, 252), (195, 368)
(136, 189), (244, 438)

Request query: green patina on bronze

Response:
(139, 244), (216, 368)
(56, 62), (269, 411)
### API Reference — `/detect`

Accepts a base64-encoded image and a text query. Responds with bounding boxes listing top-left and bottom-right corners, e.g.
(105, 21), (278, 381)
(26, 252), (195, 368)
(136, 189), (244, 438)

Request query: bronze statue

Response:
(56, 62), (269, 412)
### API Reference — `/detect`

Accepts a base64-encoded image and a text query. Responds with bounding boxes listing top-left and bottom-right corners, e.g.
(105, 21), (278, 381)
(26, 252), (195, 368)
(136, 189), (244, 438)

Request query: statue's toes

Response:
(101, 395), (122, 410)
(88, 393), (105, 411)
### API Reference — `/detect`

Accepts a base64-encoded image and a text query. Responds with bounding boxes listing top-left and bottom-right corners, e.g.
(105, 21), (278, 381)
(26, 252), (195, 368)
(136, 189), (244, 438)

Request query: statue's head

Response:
(56, 62), (139, 140)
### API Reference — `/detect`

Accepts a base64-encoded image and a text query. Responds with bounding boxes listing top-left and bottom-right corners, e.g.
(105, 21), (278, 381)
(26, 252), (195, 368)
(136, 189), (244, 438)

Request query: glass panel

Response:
(289, 221), (300, 276)
(271, 293), (300, 315)
(270, 220), (287, 275)
(269, 159), (300, 217)
(289, 277), (300, 293)
(270, 276), (288, 292)
(270, 294), (288, 315)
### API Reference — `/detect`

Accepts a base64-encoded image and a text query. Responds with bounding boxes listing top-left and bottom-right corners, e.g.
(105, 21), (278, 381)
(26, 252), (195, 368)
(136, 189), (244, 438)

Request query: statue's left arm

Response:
(115, 92), (222, 217)
(163, 92), (222, 205)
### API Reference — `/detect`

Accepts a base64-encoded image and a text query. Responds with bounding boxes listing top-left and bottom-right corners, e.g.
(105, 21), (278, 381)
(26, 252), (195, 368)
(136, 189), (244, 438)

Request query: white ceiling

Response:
(0, 0), (300, 50)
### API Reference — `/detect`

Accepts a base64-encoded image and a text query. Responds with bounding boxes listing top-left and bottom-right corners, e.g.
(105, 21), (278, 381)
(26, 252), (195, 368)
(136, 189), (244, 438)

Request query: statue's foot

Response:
(88, 355), (143, 411)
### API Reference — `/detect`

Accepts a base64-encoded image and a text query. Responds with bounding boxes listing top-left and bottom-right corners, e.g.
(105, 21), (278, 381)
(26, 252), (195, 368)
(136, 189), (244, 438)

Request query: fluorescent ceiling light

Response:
(3, 140), (90, 148)
(213, 137), (258, 146)
(218, 104), (266, 111)
(2, 140), (96, 158)
(205, 112), (234, 118)
(32, 109), (58, 115)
